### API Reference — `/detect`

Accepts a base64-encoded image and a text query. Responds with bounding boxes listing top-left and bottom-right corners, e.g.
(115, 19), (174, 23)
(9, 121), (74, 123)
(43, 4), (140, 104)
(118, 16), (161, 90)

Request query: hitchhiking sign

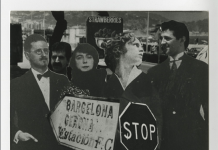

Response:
(119, 102), (158, 150)
(50, 96), (120, 150)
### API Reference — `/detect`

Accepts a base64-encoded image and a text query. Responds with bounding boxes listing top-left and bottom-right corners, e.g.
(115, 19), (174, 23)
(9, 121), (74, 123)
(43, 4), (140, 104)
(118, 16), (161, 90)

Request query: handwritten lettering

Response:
(55, 97), (119, 150)
(65, 99), (113, 119)
(64, 114), (94, 132)
(88, 17), (122, 23)
(58, 126), (112, 149)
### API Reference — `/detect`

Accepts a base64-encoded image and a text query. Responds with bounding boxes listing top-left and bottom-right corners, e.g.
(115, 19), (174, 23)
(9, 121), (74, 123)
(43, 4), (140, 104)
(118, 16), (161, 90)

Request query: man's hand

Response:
(18, 131), (38, 142)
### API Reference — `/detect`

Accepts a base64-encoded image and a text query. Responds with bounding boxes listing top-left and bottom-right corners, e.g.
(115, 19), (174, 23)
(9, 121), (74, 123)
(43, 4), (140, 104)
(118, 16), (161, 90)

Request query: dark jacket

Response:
(10, 69), (69, 150)
(71, 69), (107, 97)
(147, 54), (208, 150)
(104, 72), (162, 150)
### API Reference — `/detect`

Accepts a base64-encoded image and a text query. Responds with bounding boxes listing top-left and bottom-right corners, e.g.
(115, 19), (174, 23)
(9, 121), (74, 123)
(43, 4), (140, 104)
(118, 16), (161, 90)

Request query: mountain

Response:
(182, 19), (208, 32)
(10, 11), (208, 32)
(11, 11), (168, 27)
(64, 11), (168, 29)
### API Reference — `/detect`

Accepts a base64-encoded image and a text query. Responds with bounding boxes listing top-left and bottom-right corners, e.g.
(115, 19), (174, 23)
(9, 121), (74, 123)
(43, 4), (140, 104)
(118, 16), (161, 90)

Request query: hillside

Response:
(10, 11), (208, 32)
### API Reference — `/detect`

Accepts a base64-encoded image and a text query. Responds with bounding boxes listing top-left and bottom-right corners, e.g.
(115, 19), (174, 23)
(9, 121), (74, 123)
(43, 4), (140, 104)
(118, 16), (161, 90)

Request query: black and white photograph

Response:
(2, 0), (218, 150)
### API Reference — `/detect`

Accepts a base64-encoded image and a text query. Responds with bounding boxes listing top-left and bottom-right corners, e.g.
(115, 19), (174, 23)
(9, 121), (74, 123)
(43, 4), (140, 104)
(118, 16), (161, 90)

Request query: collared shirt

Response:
(169, 52), (184, 69)
(31, 68), (50, 110)
(115, 66), (142, 90)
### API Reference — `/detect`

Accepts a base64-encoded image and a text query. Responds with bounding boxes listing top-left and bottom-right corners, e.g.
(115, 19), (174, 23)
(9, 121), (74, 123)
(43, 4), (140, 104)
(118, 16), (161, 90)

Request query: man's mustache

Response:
(52, 62), (62, 67)
(40, 57), (48, 61)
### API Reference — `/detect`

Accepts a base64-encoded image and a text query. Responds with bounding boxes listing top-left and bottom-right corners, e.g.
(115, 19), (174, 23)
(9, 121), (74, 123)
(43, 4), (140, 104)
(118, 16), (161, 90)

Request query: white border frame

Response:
(2, 0), (218, 150)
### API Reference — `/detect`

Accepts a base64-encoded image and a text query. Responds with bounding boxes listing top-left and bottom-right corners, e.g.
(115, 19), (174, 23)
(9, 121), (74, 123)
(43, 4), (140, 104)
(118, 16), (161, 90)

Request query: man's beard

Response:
(52, 62), (65, 73)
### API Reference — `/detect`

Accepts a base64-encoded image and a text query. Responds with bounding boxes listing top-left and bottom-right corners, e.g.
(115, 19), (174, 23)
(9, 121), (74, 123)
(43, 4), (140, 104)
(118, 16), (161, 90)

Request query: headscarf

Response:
(70, 43), (99, 70)
(69, 43), (100, 91)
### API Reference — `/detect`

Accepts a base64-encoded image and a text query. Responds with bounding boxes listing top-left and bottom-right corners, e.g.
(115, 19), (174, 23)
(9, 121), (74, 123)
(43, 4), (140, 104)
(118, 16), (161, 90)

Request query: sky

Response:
(152, 11), (208, 22)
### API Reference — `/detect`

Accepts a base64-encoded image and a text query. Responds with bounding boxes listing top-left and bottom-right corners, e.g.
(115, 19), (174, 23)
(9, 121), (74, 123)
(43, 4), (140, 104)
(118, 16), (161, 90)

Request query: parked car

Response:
(187, 48), (202, 58)
(196, 45), (208, 64)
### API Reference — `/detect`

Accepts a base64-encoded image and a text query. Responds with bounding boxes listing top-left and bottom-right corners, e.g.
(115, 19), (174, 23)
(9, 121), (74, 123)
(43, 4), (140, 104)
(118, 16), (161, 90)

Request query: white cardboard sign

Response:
(50, 96), (120, 150)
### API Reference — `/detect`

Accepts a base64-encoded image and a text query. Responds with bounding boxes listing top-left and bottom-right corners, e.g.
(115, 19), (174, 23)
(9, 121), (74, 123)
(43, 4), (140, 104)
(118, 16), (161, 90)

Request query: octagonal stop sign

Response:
(119, 102), (158, 150)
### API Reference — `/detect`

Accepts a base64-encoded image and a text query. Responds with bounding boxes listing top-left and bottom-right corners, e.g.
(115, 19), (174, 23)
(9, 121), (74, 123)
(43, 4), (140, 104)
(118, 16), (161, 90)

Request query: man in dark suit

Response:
(11, 34), (69, 150)
(147, 20), (208, 150)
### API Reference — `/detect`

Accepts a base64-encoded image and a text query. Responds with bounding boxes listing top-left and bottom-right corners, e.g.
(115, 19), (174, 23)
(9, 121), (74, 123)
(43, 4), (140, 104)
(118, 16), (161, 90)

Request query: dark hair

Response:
(161, 20), (189, 49)
(24, 34), (47, 52)
(104, 32), (136, 72)
(70, 43), (99, 69)
(51, 42), (72, 61)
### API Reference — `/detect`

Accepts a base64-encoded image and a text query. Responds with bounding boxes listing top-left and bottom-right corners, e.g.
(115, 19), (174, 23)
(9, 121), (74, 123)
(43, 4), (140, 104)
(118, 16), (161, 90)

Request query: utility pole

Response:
(157, 30), (161, 64)
(146, 12), (149, 53)
(43, 12), (45, 38)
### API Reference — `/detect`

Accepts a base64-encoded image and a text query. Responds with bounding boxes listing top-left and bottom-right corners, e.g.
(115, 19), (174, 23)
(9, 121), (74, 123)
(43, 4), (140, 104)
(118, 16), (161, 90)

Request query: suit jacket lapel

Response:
(177, 54), (192, 74)
(161, 58), (171, 77)
(26, 70), (44, 98)
(25, 70), (50, 112)
(174, 54), (194, 106)
(164, 58), (171, 70)
(49, 70), (60, 110)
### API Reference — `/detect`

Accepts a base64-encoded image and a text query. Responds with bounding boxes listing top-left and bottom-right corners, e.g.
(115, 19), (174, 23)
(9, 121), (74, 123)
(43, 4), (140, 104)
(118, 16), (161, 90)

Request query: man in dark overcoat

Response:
(147, 20), (208, 150)
(11, 34), (69, 150)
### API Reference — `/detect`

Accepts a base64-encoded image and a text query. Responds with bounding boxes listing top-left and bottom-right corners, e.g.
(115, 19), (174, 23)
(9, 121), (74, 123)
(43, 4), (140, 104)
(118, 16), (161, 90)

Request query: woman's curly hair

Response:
(103, 32), (136, 72)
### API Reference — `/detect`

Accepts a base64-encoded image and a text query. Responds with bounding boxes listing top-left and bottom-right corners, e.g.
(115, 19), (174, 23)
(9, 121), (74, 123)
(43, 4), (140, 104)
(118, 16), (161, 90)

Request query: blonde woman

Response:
(103, 32), (162, 150)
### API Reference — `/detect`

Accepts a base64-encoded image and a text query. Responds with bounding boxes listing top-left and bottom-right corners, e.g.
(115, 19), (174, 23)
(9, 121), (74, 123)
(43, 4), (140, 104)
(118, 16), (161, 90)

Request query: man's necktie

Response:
(171, 60), (177, 71)
(37, 71), (50, 80)
(166, 60), (178, 92)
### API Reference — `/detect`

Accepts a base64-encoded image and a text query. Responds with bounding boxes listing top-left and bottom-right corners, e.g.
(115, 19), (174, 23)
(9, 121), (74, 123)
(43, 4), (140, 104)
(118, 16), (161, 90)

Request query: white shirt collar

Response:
(31, 68), (50, 110)
(115, 66), (142, 90)
(31, 68), (49, 79)
(169, 52), (184, 69)
(169, 52), (184, 61)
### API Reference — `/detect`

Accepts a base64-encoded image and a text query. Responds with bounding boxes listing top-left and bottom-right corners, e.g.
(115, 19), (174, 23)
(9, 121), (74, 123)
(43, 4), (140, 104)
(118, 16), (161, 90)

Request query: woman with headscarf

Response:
(66, 43), (107, 97)
(103, 32), (162, 150)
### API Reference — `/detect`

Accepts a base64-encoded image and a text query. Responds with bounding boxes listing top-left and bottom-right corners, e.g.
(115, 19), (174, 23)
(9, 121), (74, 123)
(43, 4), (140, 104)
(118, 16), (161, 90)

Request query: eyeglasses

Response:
(32, 49), (49, 55)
